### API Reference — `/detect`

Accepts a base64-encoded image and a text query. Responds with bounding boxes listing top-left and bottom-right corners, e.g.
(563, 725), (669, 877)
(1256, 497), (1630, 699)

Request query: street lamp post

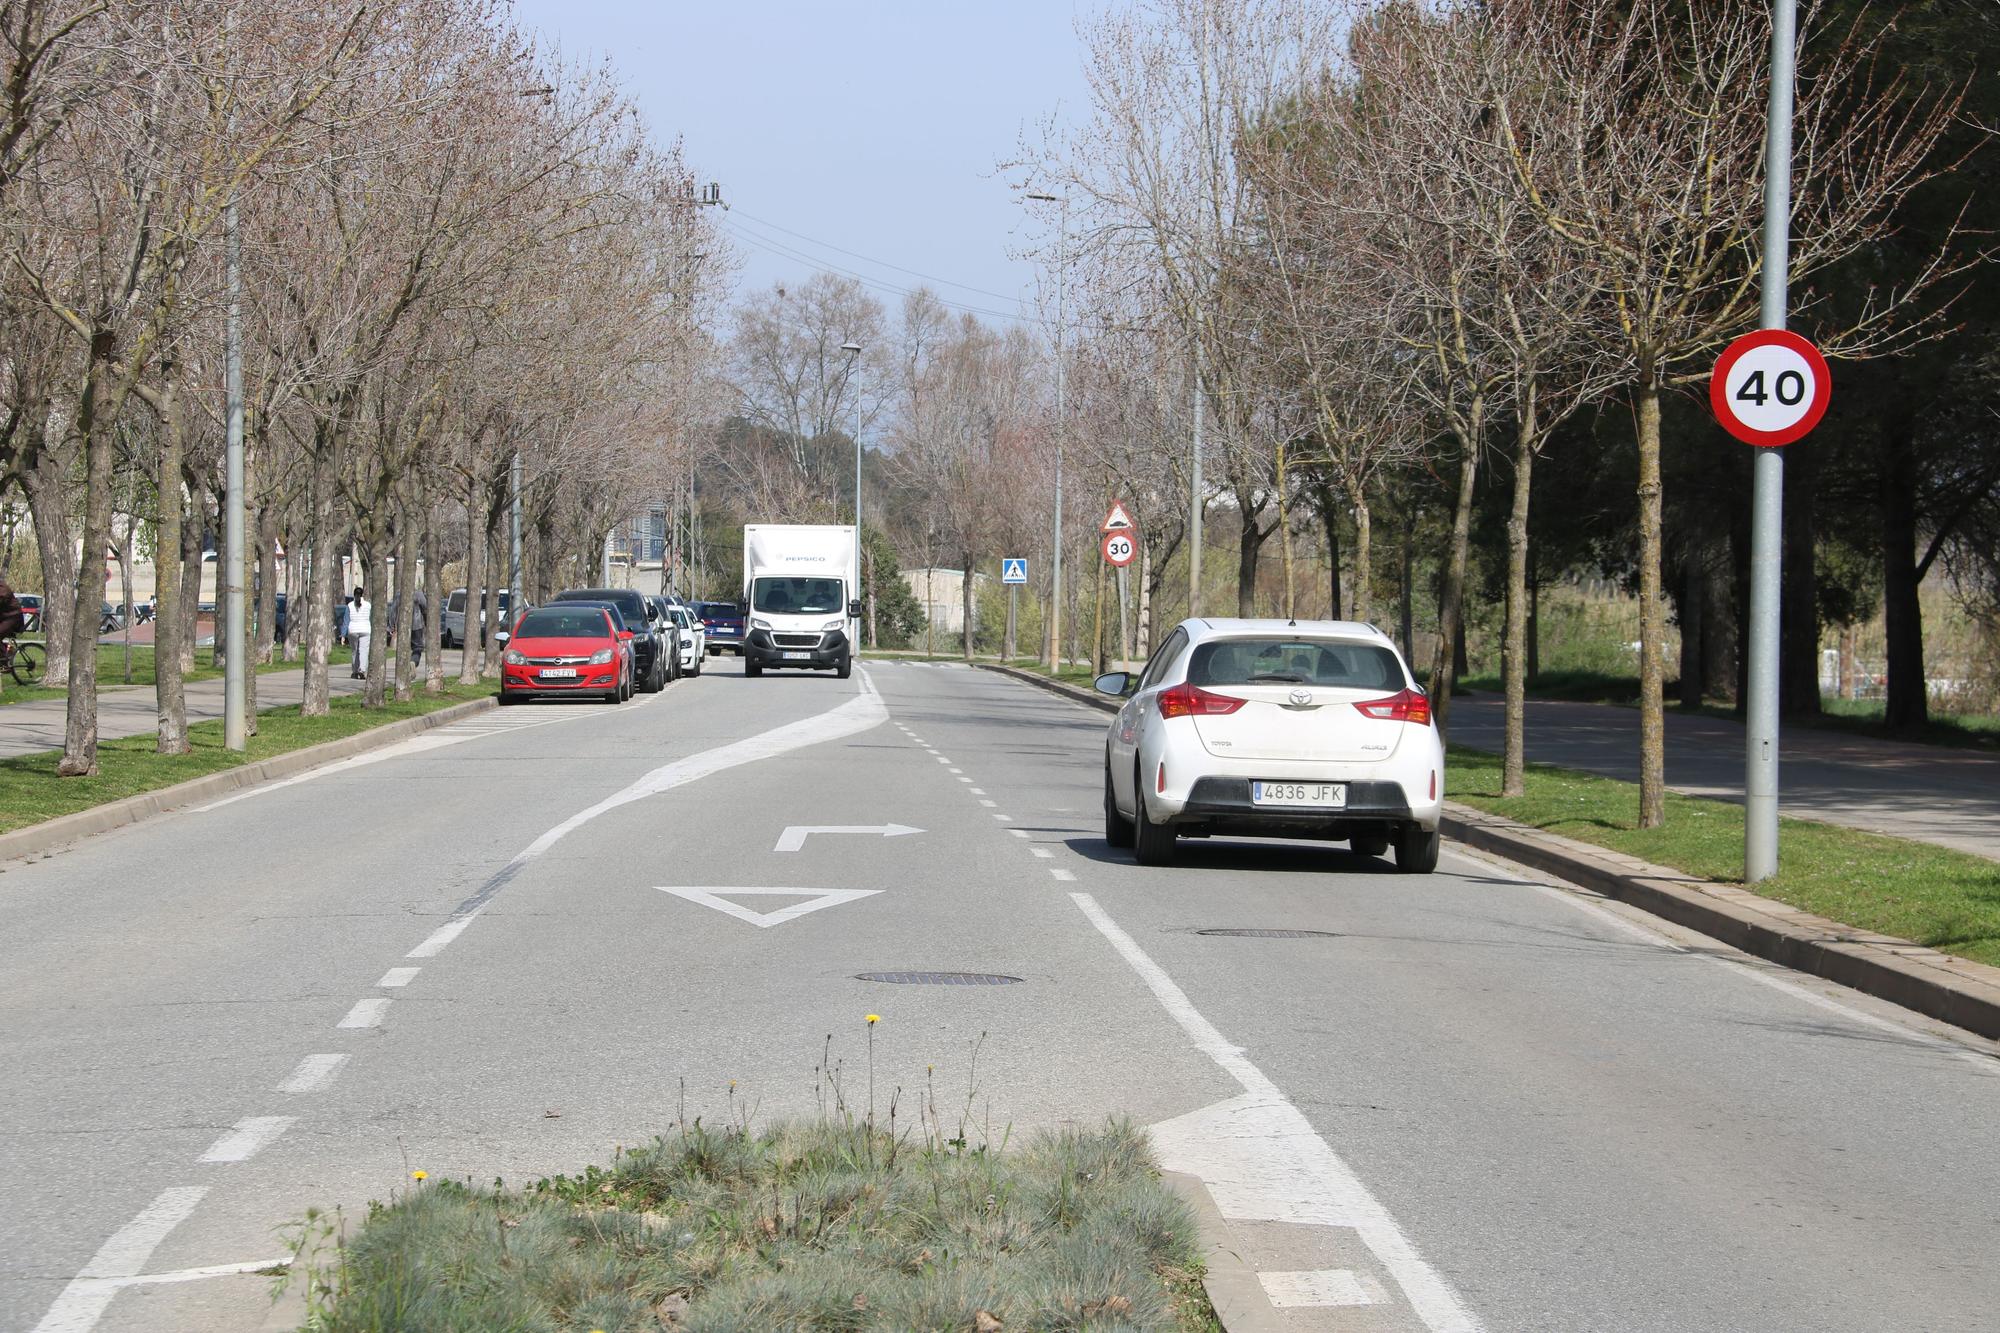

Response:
(842, 340), (864, 645)
(1028, 192), (1067, 669)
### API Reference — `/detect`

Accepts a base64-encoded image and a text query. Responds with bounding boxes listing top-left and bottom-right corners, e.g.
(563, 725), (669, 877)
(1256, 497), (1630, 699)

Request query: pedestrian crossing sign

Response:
(1001, 558), (1029, 585)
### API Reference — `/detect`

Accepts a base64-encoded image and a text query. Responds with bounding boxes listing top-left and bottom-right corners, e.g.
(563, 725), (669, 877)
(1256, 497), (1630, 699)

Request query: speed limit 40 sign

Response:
(1101, 530), (1137, 568)
(1711, 329), (1831, 447)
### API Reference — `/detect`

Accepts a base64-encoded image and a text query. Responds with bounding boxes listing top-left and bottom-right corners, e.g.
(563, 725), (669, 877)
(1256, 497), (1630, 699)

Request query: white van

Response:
(441, 587), (513, 649)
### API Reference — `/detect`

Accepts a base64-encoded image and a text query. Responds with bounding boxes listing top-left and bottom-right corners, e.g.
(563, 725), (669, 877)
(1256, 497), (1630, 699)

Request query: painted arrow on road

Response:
(773, 824), (924, 853)
(657, 886), (882, 929)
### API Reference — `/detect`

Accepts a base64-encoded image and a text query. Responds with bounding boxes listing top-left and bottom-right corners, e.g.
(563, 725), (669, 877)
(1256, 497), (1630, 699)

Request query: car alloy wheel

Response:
(1132, 763), (1177, 866)
(1103, 764), (1134, 850)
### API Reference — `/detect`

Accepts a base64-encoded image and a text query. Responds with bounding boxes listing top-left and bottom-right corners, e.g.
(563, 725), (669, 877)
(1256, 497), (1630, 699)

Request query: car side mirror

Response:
(495, 630), (510, 645)
(1094, 671), (1133, 698)
(618, 630), (634, 641)
(847, 599), (862, 617)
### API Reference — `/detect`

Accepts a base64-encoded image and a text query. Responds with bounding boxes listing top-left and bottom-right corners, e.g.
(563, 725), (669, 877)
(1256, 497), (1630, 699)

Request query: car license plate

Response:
(539, 667), (577, 679)
(1251, 781), (1346, 808)
(782, 651), (812, 660)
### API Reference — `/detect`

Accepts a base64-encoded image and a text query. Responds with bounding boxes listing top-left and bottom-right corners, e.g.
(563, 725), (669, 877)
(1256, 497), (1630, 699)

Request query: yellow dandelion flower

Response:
(865, 1014), (880, 1025)
(411, 1170), (428, 1181)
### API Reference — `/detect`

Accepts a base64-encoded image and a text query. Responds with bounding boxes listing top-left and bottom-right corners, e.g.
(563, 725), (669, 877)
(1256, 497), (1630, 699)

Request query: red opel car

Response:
(499, 605), (633, 704)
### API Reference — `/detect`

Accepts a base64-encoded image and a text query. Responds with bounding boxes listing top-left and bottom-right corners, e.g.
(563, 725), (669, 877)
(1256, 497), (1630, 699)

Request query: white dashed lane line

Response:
(198, 1116), (294, 1164)
(376, 967), (420, 988)
(275, 1054), (348, 1095)
(337, 997), (391, 1030)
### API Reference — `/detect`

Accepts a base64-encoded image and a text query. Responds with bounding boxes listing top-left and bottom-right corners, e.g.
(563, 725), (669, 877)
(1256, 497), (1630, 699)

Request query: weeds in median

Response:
(284, 1020), (1216, 1331)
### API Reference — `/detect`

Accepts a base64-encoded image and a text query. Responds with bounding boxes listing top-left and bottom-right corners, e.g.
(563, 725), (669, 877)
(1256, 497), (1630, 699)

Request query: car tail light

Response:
(1354, 688), (1432, 726)
(1157, 761), (1167, 793)
(1156, 682), (1245, 719)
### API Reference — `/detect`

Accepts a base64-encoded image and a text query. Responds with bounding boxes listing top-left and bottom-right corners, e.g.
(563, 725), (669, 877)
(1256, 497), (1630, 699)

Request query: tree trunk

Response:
(58, 338), (119, 777)
(394, 500), (418, 701)
(1091, 543), (1107, 674)
(1879, 418), (1926, 727)
(21, 453), (76, 682)
(1527, 538), (1540, 685)
(1426, 410), (1482, 737)
(153, 396), (189, 754)
(459, 478), (486, 683)
(1635, 377), (1667, 829)
(483, 524), (504, 678)
(1235, 498), (1266, 618)
(303, 472), (334, 716)
(364, 537), (389, 706)
(1501, 394), (1536, 798)
(424, 505), (444, 694)
(960, 549), (974, 661)
(1315, 482), (1344, 620)
(1345, 479), (1374, 626)
(1780, 441), (1821, 718)
(178, 490), (203, 676)
(866, 544), (879, 650)
(1400, 507), (1415, 665)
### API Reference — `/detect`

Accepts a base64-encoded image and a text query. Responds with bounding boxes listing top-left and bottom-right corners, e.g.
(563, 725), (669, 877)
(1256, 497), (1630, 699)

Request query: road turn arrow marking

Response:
(657, 886), (882, 929)
(772, 824), (924, 853)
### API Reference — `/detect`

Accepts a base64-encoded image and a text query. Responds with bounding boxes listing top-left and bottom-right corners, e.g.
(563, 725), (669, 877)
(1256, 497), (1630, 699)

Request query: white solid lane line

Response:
(407, 917), (472, 959)
(198, 1116), (295, 1164)
(1070, 891), (1481, 1333)
(276, 1053), (349, 1095)
(30, 1186), (208, 1333)
(376, 966), (420, 988)
(337, 998), (391, 1029)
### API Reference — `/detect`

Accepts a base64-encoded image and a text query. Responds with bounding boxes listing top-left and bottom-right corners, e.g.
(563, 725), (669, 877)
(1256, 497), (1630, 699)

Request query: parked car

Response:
(697, 600), (745, 656)
(1095, 618), (1444, 873)
(18, 593), (41, 633)
(667, 604), (705, 676)
(442, 587), (514, 649)
(499, 605), (632, 705)
(549, 587), (674, 691)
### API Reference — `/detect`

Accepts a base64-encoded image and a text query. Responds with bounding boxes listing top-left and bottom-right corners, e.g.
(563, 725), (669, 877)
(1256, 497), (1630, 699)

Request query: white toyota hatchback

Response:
(1096, 618), (1444, 873)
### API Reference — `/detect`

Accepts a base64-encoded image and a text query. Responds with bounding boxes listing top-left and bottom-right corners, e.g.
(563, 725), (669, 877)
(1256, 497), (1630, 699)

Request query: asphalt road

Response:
(3, 660), (1997, 1332)
(1448, 694), (2000, 863)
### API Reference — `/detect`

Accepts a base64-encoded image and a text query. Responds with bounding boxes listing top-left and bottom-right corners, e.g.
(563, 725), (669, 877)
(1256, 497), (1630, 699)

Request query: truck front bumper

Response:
(744, 628), (851, 669)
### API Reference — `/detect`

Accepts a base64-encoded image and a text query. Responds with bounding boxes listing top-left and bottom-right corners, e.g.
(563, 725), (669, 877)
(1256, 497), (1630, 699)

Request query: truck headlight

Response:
(750, 618), (772, 631)
(821, 619), (844, 632)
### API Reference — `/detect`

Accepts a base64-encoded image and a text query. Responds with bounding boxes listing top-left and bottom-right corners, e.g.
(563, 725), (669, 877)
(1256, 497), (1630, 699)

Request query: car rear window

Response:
(515, 609), (610, 639)
(699, 603), (740, 618)
(1188, 638), (1405, 690)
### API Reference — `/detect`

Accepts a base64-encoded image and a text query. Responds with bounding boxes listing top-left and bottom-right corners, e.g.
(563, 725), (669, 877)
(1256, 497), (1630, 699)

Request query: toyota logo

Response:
(1288, 688), (1314, 707)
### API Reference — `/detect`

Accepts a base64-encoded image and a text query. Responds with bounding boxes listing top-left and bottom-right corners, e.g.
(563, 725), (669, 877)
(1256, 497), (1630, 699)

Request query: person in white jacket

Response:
(347, 587), (372, 679)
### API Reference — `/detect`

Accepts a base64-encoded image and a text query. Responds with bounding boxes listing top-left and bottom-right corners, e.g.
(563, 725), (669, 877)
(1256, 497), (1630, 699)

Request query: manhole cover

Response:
(855, 971), (1024, 986)
(1196, 928), (1340, 939)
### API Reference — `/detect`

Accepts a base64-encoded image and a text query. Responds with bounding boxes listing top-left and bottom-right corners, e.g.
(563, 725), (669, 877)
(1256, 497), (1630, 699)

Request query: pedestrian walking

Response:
(408, 591), (428, 667)
(347, 587), (372, 679)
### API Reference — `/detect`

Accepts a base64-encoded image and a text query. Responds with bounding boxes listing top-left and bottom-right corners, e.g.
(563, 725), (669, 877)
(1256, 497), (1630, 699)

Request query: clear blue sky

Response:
(507, 0), (1095, 323)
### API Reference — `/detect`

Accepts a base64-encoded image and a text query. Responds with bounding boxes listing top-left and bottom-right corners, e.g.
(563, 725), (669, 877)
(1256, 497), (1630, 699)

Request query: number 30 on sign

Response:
(1101, 531), (1137, 568)
(1710, 328), (1831, 448)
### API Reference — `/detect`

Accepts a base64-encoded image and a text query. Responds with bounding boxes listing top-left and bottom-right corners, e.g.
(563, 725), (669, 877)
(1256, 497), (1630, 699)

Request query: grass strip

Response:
(1448, 745), (2000, 967)
(0, 643), (355, 706)
(291, 1118), (1216, 1333)
(0, 681), (492, 836)
(1455, 669), (1999, 751)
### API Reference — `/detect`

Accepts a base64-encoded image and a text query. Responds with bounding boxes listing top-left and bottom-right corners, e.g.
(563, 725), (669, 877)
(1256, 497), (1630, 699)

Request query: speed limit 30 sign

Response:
(1711, 329), (1831, 447)
(1101, 530), (1137, 568)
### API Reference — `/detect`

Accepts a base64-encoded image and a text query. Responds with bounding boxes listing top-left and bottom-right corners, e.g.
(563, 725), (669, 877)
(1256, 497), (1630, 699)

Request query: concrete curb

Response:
(0, 694), (497, 865)
(978, 659), (2000, 1042)
(973, 662), (1117, 713)
(1160, 1171), (1288, 1333)
(1442, 802), (2000, 1041)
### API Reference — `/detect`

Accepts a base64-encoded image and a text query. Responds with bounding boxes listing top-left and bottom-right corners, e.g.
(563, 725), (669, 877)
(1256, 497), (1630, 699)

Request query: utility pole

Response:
(222, 190), (247, 751)
(1745, 0), (1795, 883)
(842, 340), (865, 645)
(509, 449), (523, 613)
(1028, 192), (1067, 666)
(1189, 349), (1203, 618)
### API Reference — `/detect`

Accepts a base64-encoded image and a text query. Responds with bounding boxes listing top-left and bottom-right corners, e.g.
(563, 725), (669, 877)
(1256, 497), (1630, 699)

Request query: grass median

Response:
(0, 643), (355, 706)
(0, 680), (492, 836)
(288, 1117), (1215, 1333)
(1448, 746), (2000, 967)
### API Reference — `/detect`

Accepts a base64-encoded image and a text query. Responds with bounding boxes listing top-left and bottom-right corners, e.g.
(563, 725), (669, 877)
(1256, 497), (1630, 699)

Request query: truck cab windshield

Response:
(752, 577), (843, 616)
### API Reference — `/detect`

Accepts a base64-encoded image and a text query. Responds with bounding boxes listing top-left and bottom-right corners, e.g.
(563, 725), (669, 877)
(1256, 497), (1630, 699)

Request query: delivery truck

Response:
(740, 524), (860, 678)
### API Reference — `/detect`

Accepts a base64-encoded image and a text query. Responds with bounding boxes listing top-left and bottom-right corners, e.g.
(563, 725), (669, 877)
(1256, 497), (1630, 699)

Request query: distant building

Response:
(902, 567), (992, 636)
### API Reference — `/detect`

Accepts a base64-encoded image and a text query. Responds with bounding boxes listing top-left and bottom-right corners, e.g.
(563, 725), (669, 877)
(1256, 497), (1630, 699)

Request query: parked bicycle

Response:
(0, 638), (45, 686)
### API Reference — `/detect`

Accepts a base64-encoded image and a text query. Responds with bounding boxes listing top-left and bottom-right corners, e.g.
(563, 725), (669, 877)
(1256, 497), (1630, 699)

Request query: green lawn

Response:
(292, 1117), (1214, 1332)
(1448, 746), (2000, 967)
(1455, 668), (1999, 751)
(0, 643), (353, 707)
(0, 681), (491, 836)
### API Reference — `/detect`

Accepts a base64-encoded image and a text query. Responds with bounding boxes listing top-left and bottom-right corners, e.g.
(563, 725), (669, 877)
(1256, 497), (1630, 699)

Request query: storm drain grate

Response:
(1196, 928), (1340, 939)
(855, 971), (1024, 986)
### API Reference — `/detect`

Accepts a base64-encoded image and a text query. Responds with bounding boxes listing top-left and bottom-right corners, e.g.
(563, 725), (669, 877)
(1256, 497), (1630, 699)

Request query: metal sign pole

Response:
(1746, 0), (1796, 883)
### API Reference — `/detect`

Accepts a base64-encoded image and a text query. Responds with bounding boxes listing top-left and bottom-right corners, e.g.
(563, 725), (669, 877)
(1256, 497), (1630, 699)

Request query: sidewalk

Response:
(1447, 695), (2000, 863)
(0, 652), (471, 761)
